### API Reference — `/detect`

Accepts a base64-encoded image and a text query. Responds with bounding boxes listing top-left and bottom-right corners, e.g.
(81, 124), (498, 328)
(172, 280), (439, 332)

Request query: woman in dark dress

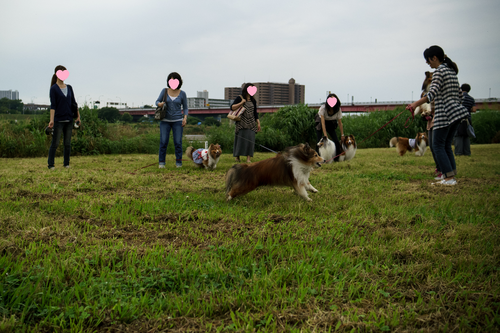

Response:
(230, 83), (261, 163)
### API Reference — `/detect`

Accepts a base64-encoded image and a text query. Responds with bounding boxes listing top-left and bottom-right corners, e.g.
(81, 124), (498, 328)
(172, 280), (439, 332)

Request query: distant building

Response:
(224, 78), (305, 105)
(24, 103), (50, 111)
(0, 90), (20, 100)
(188, 90), (231, 109)
(107, 101), (128, 109)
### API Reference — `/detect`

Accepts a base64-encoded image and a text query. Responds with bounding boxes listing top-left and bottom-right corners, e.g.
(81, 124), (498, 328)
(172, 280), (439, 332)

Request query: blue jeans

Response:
(159, 120), (183, 166)
(48, 121), (73, 168)
(432, 120), (460, 178)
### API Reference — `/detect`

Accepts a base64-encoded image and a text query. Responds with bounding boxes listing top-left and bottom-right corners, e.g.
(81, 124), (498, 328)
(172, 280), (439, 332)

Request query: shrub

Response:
(204, 117), (221, 127)
(97, 107), (120, 123)
(121, 113), (133, 123)
(187, 116), (202, 125)
(470, 110), (500, 144)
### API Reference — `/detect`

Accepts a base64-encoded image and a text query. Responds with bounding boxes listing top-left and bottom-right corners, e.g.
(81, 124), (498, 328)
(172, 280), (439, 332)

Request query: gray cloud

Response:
(1, 0), (499, 107)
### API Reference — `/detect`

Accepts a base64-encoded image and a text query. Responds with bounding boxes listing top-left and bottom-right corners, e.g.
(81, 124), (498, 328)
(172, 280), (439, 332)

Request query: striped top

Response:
(426, 63), (469, 130)
(461, 92), (476, 113)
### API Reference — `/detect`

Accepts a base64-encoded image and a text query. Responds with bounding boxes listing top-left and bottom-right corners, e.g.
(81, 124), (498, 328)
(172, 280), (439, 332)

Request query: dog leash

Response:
(235, 133), (279, 154)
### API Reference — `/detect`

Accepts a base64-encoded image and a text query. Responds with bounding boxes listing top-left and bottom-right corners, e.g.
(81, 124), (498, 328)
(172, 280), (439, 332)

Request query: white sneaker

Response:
(440, 178), (457, 186)
(64, 165), (70, 169)
(159, 165), (165, 169)
(434, 174), (444, 180)
(48, 167), (55, 170)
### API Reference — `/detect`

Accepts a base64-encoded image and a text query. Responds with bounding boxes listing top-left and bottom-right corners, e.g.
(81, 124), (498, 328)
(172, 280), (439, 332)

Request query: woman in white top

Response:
(315, 93), (344, 162)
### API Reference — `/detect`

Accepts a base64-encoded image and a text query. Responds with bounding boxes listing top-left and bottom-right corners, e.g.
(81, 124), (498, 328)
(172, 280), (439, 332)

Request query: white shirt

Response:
(318, 104), (342, 121)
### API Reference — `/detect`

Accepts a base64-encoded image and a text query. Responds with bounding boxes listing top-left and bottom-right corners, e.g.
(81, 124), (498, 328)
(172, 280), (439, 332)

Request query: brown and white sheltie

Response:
(389, 133), (428, 156)
(414, 71), (433, 117)
(338, 134), (357, 162)
(186, 144), (222, 170)
(225, 143), (325, 202)
(317, 136), (336, 164)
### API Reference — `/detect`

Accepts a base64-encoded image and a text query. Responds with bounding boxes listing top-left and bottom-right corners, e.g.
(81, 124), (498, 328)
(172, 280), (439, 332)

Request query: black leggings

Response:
(316, 120), (341, 162)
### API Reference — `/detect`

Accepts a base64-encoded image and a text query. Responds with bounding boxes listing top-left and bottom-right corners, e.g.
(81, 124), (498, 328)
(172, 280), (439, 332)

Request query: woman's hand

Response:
(257, 121), (261, 132)
(48, 121), (54, 128)
(158, 102), (165, 108)
(182, 116), (187, 127)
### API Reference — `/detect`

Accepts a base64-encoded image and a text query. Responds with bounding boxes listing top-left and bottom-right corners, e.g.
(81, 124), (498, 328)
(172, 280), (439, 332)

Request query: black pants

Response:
(316, 120), (341, 162)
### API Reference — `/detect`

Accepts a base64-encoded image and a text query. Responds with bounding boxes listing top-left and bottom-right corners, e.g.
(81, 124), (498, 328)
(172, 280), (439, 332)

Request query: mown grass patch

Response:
(0, 145), (499, 332)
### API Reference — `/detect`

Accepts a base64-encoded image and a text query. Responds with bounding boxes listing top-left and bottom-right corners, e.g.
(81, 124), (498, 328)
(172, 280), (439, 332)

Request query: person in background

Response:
(48, 65), (80, 170)
(454, 83), (477, 156)
(156, 72), (188, 168)
(315, 93), (344, 162)
(231, 83), (261, 163)
(407, 45), (469, 186)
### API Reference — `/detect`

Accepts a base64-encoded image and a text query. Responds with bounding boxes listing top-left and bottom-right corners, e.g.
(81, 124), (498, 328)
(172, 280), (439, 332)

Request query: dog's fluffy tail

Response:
(389, 137), (398, 147)
(185, 146), (195, 161)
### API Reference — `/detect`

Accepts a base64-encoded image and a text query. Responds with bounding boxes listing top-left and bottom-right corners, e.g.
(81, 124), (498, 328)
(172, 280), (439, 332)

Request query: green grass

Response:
(1, 145), (499, 332)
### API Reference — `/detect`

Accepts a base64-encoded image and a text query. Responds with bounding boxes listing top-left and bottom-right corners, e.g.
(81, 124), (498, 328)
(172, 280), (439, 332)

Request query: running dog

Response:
(389, 133), (428, 156)
(186, 144), (222, 170)
(225, 143), (325, 202)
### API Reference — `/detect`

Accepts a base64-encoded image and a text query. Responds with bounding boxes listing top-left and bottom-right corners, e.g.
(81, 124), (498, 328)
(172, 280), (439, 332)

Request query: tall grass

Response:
(1, 106), (499, 158)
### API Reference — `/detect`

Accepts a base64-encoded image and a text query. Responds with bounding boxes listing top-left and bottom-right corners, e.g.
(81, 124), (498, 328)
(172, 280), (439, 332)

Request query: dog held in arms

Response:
(414, 71), (433, 117)
(225, 143), (325, 202)
(186, 144), (222, 170)
(317, 134), (357, 163)
(389, 133), (429, 156)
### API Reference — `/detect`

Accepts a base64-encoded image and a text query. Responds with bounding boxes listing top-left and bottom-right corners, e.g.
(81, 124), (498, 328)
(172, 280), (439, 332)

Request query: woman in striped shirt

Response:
(407, 46), (469, 186)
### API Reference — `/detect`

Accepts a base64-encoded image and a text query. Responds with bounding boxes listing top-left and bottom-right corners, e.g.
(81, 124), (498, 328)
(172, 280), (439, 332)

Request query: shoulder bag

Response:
(68, 85), (78, 118)
(227, 96), (246, 121)
(466, 118), (476, 138)
(154, 88), (168, 120)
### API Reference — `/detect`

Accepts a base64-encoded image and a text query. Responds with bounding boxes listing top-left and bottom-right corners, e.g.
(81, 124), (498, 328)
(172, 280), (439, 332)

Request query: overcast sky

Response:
(1, 0), (499, 108)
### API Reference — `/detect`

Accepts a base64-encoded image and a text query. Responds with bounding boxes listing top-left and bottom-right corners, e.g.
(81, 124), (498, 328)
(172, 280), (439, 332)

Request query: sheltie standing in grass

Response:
(314, 93), (345, 162)
(225, 143), (325, 202)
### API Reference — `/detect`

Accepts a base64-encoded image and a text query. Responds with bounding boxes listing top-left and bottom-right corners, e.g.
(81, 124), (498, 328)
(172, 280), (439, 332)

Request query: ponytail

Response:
(443, 56), (459, 74)
(51, 65), (67, 88)
(423, 45), (458, 74)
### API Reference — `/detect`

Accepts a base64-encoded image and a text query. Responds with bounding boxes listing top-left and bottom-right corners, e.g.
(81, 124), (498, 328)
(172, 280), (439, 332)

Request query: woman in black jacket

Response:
(47, 65), (80, 170)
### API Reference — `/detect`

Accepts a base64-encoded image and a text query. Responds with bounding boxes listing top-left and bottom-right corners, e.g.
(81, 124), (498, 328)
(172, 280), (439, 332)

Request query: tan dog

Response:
(390, 133), (428, 156)
(186, 144), (222, 170)
(414, 71), (434, 117)
(339, 134), (357, 162)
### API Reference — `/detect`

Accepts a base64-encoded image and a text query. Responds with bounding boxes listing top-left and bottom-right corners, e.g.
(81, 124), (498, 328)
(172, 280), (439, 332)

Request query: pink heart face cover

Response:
(327, 97), (337, 108)
(56, 70), (69, 81)
(247, 86), (257, 96)
(168, 79), (180, 90)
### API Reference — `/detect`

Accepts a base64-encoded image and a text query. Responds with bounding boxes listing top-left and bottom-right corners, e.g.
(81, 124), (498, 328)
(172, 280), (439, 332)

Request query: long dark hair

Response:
(324, 93), (341, 116)
(167, 72), (183, 89)
(241, 83), (256, 103)
(423, 45), (458, 74)
(51, 65), (67, 87)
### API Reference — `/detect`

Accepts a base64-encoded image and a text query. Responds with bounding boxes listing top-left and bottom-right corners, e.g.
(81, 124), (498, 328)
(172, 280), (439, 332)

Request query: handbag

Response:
(154, 88), (168, 120)
(68, 85), (78, 118)
(227, 96), (246, 121)
(466, 118), (476, 138)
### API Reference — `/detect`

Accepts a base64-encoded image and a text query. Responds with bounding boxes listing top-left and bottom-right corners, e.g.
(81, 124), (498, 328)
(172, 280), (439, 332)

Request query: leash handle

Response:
(404, 105), (415, 128)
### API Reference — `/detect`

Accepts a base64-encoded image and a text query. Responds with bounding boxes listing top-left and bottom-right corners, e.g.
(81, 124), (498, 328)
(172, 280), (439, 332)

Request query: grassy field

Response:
(1, 144), (499, 332)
